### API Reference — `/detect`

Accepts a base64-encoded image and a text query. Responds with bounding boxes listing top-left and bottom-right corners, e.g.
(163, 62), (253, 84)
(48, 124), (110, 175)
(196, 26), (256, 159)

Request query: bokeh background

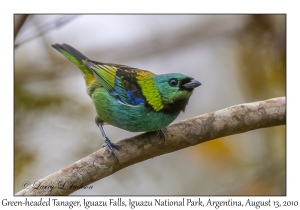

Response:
(14, 14), (286, 195)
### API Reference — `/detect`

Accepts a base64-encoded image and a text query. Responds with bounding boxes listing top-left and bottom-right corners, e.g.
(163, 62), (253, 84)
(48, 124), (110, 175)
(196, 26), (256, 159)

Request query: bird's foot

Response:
(102, 137), (121, 160)
(157, 129), (166, 143)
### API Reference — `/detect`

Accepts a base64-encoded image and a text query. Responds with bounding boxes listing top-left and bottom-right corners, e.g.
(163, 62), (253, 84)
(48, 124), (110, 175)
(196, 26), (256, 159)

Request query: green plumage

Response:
(52, 43), (201, 159)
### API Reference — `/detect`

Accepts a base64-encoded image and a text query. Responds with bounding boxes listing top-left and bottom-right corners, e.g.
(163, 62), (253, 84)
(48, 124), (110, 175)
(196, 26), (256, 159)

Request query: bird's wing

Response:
(86, 61), (150, 105)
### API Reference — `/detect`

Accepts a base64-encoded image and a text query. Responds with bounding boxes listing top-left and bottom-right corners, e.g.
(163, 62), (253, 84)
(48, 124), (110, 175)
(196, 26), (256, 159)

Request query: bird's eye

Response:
(168, 78), (178, 87)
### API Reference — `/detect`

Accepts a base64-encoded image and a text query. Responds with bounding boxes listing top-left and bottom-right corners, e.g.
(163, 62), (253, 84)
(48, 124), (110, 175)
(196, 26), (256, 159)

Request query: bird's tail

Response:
(52, 43), (97, 87)
(52, 43), (88, 68)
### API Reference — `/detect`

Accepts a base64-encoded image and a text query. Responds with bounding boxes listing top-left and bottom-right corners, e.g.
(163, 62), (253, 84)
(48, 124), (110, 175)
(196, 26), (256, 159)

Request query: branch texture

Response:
(16, 97), (286, 196)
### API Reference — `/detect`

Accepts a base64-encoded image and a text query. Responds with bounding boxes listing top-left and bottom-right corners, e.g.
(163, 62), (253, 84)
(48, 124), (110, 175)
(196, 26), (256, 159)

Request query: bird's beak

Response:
(183, 79), (202, 89)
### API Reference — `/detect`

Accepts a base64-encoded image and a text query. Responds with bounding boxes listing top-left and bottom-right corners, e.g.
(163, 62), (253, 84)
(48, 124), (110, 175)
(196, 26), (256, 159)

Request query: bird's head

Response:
(153, 73), (201, 113)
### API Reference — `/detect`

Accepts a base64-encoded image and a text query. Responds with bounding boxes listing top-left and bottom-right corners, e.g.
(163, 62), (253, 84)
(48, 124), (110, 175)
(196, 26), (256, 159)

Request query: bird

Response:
(52, 43), (201, 160)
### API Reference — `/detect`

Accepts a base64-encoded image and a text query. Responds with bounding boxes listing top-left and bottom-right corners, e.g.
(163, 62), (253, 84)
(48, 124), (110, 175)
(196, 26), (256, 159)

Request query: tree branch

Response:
(15, 97), (286, 196)
(14, 14), (29, 40)
(14, 15), (78, 49)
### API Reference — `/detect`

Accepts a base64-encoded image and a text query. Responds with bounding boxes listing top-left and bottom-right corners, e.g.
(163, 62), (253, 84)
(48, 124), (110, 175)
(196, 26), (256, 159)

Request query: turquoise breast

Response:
(92, 88), (179, 132)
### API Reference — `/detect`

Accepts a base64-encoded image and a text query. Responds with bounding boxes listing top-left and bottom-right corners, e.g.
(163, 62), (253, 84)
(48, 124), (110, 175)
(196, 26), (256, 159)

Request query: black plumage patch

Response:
(179, 78), (194, 92)
(115, 69), (145, 103)
(161, 98), (190, 114)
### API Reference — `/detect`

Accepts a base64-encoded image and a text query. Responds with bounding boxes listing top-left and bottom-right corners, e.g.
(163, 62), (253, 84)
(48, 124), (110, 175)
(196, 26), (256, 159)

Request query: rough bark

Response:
(16, 97), (286, 196)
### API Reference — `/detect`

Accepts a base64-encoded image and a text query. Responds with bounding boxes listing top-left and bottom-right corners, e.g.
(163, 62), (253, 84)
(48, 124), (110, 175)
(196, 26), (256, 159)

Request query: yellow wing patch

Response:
(89, 64), (117, 91)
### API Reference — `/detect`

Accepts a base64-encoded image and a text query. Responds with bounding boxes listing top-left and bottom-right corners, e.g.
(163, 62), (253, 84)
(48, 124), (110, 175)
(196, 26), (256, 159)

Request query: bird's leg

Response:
(95, 116), (120, 160)
(157, 128), (166, 143)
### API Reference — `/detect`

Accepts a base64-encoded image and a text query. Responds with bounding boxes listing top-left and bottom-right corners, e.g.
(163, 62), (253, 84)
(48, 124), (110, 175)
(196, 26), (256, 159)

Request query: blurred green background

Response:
(14, 14), (286, 195)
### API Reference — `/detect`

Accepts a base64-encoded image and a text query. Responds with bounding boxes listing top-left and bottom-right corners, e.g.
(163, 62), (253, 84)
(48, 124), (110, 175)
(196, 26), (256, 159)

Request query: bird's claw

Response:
(103, 137), (121, 160)
(157, 129), (166, 143)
